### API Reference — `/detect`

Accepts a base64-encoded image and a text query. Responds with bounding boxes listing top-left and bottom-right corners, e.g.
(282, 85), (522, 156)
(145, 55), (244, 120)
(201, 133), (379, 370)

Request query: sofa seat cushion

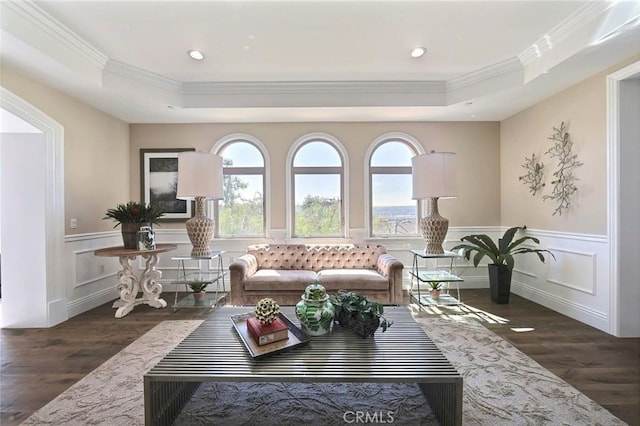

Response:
(316, 269), (389, 291)
(244, 270), (317, 291)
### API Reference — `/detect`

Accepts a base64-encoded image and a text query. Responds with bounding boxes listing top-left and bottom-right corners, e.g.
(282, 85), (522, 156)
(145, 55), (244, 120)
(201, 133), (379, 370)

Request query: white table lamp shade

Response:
(411, 151), (458, 254)
(411, 152), (457, 200)
(176, 151), (223, 257)
(177, 152), (224, 200)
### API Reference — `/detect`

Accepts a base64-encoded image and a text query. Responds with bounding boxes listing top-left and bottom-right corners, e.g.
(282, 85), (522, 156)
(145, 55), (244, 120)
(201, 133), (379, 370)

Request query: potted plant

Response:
(103, 201), (165, 249)
(452, 226), (555, 304)
(329, 290), (393, 338)
(188, 280), (209, 304)
(427, 281), (443, 299)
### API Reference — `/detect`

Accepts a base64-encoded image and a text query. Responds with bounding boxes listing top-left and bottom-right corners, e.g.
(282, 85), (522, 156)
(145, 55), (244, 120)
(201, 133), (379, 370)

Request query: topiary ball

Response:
(254, 298), (280, 325)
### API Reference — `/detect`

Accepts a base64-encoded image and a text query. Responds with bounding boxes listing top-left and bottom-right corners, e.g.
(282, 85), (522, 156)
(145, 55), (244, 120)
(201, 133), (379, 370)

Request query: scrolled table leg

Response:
(115, 255), (140, 318)
(140, 254), (167, 309)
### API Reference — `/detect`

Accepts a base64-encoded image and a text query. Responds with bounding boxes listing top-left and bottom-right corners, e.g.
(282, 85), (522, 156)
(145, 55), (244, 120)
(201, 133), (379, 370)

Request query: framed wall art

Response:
(140, 148), (195, 221)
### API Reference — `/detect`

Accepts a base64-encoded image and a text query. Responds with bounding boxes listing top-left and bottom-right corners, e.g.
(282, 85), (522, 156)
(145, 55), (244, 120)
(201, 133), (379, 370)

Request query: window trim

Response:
(365, 132), (426, 238)
(211, 133), (269, 238)
(287, 132), (349, 239)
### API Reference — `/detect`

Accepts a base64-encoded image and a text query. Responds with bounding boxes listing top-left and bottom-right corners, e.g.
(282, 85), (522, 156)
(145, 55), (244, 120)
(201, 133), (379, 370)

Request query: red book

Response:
(247, 317), (289, 346)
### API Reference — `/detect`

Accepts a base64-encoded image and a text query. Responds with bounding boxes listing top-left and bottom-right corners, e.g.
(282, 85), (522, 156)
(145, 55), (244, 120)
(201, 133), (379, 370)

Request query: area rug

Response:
(21, 308), (626, 426)
(173, 382), (436, 425)
(410, 307), (625, 426)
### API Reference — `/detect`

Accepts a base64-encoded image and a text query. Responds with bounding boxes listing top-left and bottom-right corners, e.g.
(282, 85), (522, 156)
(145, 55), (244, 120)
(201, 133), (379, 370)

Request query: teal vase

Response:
(295, 282), (335, 336)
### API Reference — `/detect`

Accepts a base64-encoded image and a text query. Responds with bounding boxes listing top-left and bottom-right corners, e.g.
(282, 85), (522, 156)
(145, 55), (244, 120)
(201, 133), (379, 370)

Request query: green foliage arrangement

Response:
(451, 226), (555, 270)
(188, 281), (209, 293)
(103, 201), (165, 227)
(329, 290), (393, 333)
(427, 281), (443, 290)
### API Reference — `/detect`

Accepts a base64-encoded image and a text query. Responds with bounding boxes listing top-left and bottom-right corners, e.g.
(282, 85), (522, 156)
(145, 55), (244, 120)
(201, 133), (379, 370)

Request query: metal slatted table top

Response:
(146, 306), (460, 384)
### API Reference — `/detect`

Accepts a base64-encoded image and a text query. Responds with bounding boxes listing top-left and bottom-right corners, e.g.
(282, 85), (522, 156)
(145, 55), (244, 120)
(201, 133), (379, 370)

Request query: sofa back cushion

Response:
(247, 244), (307, 270)
(246, 244), (386, 271)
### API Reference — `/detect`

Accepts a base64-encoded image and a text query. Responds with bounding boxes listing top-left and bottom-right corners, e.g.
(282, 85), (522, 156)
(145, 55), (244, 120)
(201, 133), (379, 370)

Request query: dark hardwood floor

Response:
(1, 289), (638, 426)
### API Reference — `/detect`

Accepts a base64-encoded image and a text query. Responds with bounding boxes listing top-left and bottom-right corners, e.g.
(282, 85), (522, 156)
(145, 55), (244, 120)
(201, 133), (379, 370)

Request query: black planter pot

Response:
(488, 264), (512, 304)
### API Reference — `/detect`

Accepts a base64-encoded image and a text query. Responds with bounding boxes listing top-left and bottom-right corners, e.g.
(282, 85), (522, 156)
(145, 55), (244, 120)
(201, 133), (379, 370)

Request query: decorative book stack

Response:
(247, 317), (289, 346)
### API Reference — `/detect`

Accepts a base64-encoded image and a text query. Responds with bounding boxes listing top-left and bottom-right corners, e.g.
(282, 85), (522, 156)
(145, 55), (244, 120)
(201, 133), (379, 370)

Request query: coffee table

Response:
(143, 306), (462, 426)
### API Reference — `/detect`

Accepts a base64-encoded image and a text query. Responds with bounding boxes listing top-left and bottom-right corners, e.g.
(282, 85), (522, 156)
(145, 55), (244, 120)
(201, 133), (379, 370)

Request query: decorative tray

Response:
(230, 312), (310, 359)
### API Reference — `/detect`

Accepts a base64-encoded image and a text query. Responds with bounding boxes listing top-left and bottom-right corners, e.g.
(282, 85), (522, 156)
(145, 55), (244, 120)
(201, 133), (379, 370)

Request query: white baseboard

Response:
(67, 286), (118, 319)
(512, 281), (608, 332)
(48, 298), (68, 326)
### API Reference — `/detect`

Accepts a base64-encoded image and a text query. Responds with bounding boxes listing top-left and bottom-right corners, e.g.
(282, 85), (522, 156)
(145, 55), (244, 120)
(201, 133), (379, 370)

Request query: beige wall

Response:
(1, 65), (130, 234)
(130, 121), (501, 231)
(1, 65), (502, 236)
(500, 55), (639, 235)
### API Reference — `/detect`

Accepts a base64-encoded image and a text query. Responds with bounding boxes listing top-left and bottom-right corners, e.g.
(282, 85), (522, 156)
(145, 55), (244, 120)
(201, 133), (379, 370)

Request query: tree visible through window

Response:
(292, 140), (344, 237)
(216, 141), (265, 237)
(370, 140), (419, 236)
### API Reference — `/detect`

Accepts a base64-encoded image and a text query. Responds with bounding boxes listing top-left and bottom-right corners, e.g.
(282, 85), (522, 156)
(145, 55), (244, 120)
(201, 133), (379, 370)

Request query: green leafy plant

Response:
(427, 281), (443, 290)
(188, 281), (209, 293)
(451, 226), (555, 270)
(329, 290), (393, 333)
(103, 201), (165, 227)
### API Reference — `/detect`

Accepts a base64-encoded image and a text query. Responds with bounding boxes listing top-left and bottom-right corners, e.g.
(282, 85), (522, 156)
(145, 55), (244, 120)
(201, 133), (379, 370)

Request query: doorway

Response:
(0, 88), (66, 328)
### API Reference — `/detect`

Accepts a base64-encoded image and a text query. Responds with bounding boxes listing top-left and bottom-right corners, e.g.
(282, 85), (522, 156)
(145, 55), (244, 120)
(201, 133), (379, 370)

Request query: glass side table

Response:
(171, 251), (227, 312)
(409, 249), (464, 307)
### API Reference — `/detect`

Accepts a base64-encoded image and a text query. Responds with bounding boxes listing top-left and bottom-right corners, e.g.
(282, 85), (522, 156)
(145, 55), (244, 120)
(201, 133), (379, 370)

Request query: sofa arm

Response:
(229, 254), (258, 305)
(377, 253), (404, 304)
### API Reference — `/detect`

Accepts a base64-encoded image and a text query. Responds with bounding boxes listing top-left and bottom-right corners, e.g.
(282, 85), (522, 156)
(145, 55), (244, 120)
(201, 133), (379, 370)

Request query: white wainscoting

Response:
(65, 231), (122, 318)
(64, 227), (613, 334)
(509, 229), (610, 333)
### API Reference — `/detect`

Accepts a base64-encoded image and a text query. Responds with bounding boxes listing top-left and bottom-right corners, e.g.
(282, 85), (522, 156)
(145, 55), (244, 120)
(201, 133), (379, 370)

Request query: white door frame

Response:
(0, 87), (67, 327)
(606, 60), (640, 337)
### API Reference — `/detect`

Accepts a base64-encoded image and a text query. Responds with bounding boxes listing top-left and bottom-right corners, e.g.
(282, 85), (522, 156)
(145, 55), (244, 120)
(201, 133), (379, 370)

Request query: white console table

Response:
(94, 244), (177, 318)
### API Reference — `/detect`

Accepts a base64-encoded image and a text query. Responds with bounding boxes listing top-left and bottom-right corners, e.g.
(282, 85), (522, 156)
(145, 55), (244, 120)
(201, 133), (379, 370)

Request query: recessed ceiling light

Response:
(187, 50), (205, 61)
(411, 47), (426, 58)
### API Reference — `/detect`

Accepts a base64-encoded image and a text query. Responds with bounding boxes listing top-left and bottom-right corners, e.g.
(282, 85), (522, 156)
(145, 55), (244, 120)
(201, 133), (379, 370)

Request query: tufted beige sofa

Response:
(229, 244), (404, 306)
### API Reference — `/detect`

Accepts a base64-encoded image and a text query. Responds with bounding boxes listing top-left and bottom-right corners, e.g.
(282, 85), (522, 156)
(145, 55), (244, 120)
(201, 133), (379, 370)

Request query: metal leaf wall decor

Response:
(518, 153), (545, 196)
(542, 121), (583, 216)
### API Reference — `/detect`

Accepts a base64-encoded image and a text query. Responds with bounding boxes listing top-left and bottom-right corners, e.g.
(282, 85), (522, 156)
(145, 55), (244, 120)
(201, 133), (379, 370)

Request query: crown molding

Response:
(182, 80), (448, 108)
(102, 62), (450, 105)
(448, 57), (523, 93)
(1, 0), (108, 69)
(182, 80), (446, 96)
(518, 1), (613, 66)
(104, 60), (182, 93)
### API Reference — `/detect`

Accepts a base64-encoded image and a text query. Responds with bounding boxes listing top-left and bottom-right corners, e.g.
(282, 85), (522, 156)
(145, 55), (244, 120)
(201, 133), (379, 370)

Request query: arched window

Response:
(213, 137), (266, 237)
(368, 136), (422, 236)
(290, 136), (345, 237)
